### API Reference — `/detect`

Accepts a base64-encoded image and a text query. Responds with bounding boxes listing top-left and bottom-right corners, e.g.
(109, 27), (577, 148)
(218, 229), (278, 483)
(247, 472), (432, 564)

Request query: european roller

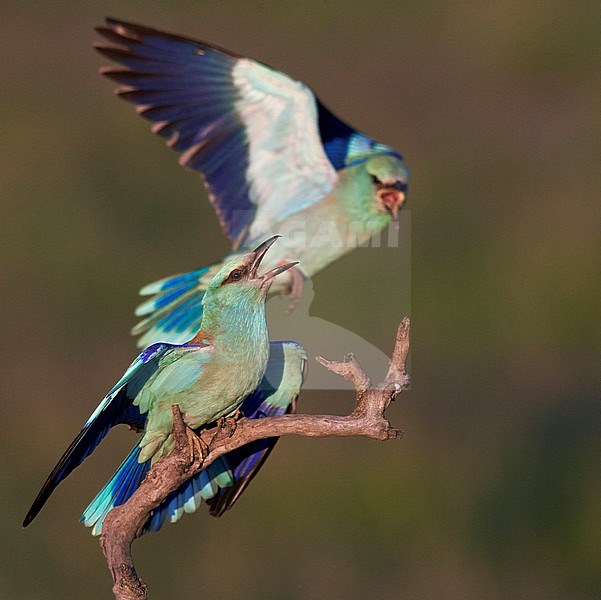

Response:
(94, 18), (410, 347)
(24, 236), (306, 534)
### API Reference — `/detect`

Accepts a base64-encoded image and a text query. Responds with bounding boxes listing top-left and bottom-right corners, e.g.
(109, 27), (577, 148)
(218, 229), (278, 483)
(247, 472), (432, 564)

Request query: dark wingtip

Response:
(22, 480), (57, 528)
(94, 16), (243, 60)
(94, 45), (136, 62)
(23, 503), (40, 528)
(20, 425), (95, 531)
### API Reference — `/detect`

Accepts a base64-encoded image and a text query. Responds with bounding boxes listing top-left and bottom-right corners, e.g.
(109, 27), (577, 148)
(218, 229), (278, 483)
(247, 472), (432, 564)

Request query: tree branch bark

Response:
(101, 317), (411, 599)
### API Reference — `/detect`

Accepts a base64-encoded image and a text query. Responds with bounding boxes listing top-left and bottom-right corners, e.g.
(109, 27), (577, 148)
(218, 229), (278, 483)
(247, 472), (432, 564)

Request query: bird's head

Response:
(205, 235), (297, 306)
(366, 155), (409, 222)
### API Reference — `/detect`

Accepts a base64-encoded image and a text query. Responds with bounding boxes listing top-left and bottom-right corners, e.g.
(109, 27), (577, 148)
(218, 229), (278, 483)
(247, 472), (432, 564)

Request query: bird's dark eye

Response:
(223, 268), (245, 285)
(371, 174), (382, 186)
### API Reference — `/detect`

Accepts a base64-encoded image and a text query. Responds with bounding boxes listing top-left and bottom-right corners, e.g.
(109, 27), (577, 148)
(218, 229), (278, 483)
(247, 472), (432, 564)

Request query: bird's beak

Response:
(248, 235), (299, 287)
(249, 235), (281, 278)
(377, 189), (406, 222)
(261, 261), (299, 283)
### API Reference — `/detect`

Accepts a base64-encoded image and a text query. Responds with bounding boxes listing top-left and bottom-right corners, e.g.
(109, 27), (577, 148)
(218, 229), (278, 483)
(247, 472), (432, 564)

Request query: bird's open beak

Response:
(249, 235), (281, 278)
(248, 235), (299, 285)
(377, 189), (406, 222)
(261, 261), (299, 283)
(248, 235), (298, 287)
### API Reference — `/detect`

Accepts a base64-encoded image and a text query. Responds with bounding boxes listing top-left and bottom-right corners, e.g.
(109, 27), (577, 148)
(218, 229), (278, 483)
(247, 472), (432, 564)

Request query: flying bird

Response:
(24, 236), (306, 534)
(94, 18), (410, 347)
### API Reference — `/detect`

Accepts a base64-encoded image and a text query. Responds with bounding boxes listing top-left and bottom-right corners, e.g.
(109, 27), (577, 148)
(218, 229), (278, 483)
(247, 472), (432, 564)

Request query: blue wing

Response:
(316, 101), (403, 170)
(95, 18), (340, 247)
(23, 342), (175, 527)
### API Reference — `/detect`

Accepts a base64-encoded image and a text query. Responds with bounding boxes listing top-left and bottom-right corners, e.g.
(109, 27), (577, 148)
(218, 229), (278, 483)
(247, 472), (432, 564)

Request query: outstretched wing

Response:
(207, 340), (307, 517)
(23, 342), (176, 526)
(84, 340), (307, 535)
(95, 18), (338, 248)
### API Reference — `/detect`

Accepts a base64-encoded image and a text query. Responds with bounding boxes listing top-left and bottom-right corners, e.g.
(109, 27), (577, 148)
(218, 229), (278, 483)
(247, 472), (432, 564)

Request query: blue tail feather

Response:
(82, 446), (234, 536)
(82, 445), (150, 536)
(136, 296), (204, 347)
(135, 291), (200, 338)
(139, 267), (210, 296)
(134, 266), (212, 347)
(135, 279), (199, 316)
(143, 457), (234, 534)
(130, 294), (194, 335)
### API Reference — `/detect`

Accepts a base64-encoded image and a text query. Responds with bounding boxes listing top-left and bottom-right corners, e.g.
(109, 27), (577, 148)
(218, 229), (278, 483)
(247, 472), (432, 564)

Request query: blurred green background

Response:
(2, 2), (599, 598)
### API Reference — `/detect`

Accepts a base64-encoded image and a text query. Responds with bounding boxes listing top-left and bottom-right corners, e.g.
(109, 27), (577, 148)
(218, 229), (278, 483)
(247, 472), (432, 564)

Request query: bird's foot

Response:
(216, 409), (243, 438)
(173, 405), (209, 465)
(230, 407), (244, 421)
(186, 427), (208, 463)
(278, 264), (305, 313)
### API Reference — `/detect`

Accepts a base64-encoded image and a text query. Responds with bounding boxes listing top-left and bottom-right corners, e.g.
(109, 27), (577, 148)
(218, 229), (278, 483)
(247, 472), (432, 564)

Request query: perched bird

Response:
(94, 18), (410, 347)
(24, 236), (306, 534)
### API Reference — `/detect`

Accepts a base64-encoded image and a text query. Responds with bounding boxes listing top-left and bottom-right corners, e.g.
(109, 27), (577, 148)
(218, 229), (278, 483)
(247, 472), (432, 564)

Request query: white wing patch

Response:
(232, 59), (338, 239)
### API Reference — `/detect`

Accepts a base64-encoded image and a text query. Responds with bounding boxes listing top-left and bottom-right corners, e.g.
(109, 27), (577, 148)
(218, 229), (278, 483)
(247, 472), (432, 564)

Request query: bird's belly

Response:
(179, 362), (264, 428)
(139, 345), (268, 463)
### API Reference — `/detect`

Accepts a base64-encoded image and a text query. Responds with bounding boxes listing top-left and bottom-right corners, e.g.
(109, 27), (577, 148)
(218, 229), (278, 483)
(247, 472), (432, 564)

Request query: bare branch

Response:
(315, 353), (371, 393)
(385, 317), (411, 385)
(102, 318), (411, 599)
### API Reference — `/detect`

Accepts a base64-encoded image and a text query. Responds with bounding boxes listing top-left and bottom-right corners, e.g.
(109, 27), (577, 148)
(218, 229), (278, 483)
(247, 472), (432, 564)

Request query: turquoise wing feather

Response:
(23, 342), (176, 526)
(81, 341), (306, 534)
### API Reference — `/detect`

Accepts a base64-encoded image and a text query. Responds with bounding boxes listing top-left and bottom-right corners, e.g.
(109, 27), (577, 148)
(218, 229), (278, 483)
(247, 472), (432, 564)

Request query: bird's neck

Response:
(197, 300), (269, 362)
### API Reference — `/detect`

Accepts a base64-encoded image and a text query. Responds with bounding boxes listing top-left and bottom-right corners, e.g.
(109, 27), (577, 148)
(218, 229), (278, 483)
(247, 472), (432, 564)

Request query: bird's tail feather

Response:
(81, 444), (150, 536)
(132, 264), (221, 347)
(81, 446), (234, 536)
(145, 456), (234, 533)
